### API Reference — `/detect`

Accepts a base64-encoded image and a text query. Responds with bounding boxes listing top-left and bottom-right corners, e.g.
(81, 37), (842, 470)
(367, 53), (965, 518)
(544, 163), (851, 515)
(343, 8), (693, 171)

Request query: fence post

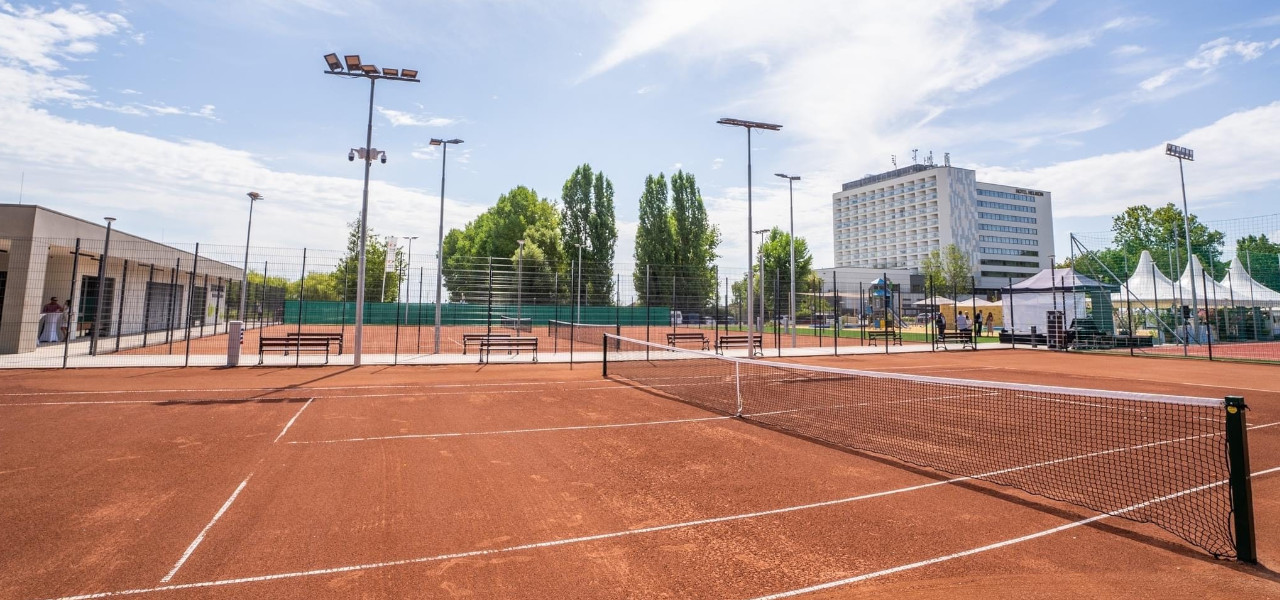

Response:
(114, 260), (129, 353)
(184, 244), (199, 367)
(142, 264), (155, 349)
(1008, 277), (1016, 349)
(832, 271), (839, 356)
(418, 265), (424, 353)
(63, 239), (81, 368)
(298, 248), (307, 367)
(166, 258), (180, 353)
(200, 273), (209, 338)
(645, 264), (651, 354)
(485, 257), (493, 337)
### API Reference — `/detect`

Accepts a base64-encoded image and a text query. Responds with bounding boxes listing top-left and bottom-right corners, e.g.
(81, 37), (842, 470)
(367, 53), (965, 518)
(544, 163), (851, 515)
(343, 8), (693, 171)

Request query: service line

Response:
(158, 475), (253, 583)
(273, 398), (313, 444)
(289, 414), (732, 445)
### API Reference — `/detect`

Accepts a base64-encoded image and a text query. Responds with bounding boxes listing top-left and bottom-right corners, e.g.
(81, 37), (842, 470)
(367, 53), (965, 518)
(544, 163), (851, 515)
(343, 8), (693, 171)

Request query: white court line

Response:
(41, 427), (1279, 600)
(750, 464), (1280, 600)
(0, 380), (613, 398)
(158, 475), (253, 583)
(273, 398), (313, 444)
(289, 415), (733, 445)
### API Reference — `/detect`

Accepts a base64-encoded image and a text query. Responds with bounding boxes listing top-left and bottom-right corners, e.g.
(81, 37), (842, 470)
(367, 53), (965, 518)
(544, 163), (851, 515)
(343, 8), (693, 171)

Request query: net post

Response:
(1225, 395), (1256, 563)
(602, 334), (609, 377)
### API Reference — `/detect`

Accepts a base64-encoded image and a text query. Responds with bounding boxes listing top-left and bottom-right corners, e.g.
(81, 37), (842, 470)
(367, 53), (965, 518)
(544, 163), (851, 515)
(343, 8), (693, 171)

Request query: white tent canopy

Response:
(1220, 257), (1280, 306)
(1112, 250), (1186, 304)
(1179, 255), (1233, 306)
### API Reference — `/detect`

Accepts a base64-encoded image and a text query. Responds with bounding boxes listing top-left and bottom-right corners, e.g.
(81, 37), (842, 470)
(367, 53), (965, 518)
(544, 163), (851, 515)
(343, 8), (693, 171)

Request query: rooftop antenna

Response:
(18, 171), (24, 204)
(926, 150), (934, 166)
(891, 155), (897, 168)
(911, 149), (918, 164)
(944, 152), (951, 167)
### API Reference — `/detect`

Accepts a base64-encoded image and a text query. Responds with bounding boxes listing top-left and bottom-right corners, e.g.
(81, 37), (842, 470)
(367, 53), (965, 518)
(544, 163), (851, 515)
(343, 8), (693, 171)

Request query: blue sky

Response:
(2, 1), (1279, 272)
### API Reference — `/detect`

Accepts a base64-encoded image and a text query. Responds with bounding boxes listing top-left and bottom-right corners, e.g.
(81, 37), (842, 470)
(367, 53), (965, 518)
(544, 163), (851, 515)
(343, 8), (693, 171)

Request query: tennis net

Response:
(549, 320), (621, 352)
(499, 315), (532, 333)
(602, 334), (1254, 560)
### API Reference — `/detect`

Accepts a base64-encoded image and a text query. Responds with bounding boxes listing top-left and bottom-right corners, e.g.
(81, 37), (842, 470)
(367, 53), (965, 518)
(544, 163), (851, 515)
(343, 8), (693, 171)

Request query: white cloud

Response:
(0, 4), (129, 71)
(1111, 44), (1146, 57)
(711, 158), (724, 170)
(1139, 37), (1280, 92)
(376, 107), (457, 127)
(980, 102), (1280, 220)
(588, 0), (1115, 266)
(635, 84), (655, 95)
(0, 4), (486, 254)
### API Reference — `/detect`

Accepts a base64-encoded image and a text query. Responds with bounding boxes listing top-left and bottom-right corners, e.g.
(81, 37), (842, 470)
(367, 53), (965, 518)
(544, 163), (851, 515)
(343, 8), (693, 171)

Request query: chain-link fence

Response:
(2, 235), (1012, 367)
(1069, 214), (1280, 363)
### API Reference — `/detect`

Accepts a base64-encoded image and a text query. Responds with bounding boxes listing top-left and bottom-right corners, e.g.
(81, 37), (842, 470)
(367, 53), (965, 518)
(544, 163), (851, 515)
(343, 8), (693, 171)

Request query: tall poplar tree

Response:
(560, 163), (617, 306)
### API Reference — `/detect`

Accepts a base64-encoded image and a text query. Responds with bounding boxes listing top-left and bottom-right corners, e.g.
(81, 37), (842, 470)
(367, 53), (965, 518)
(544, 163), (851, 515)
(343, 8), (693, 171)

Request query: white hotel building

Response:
(832, 164), (1054, 290)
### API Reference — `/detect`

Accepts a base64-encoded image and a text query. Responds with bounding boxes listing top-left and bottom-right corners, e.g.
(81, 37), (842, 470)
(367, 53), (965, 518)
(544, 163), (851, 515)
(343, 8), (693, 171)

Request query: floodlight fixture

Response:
(1166, 142), (1200, 348)
(1166, 143), (1194, 161)
(716, 116), (782, 342)
(774, 173), (800, 181)
(717, 117), (782, 131)
(431, 137), (465, 353)
(322, 51), (420, 365)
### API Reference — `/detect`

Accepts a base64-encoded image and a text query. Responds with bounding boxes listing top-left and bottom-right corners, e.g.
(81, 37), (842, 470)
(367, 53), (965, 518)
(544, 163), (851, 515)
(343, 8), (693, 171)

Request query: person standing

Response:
(985, 311), (995, 335)
(60, 298), (76, 341)
(935, 312), (946, 335)
(39, 297), (63, 343)
(974, 310), (984, 336)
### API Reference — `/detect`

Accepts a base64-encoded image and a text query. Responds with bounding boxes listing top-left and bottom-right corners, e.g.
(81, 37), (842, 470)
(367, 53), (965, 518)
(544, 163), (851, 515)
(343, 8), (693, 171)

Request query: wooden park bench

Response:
(259, 336), (331, 364)
(462, 332), (511, 355)
(285, 331), (344, 354)
(936, 331), (976, 350)
(716, 334), (762, 355)
(479, 336), (539, 364)
(667, 332), (710, 351)
(866, 328), (902, 346)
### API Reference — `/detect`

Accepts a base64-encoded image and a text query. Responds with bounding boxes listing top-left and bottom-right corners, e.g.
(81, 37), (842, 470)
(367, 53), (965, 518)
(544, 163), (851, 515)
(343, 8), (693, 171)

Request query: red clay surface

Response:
(2, 352), (1278, 599)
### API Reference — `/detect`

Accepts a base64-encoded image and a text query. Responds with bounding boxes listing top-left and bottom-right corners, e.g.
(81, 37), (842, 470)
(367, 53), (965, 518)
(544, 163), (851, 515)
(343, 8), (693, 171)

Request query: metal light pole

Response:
(776, 173), (800, 346)
(402, 235), (417, 322)
(576, 242), (583, 323)
(717, 118), (782, 340)
(431, 137), (464, 353)
(323, 53), (420, 366)
(516, 240), (525, 330)
(239, 192), (262, 322)
(755, 229), (768, 335)
(1166, 143), (1200, 343)
(90, 217), (116, 355)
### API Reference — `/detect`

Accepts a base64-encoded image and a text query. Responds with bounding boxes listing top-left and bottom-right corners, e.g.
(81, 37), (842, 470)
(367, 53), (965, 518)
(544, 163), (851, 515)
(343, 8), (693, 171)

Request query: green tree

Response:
(920, 250), (944, 293)
(333, 218), (401, 303)
(289, 271), (340, 302)
(943, 244), (974, 295)
(561, 164), (618, 306)
(758, 227), (812, 314)
(633, 173), (675, 304)
(1237, 234), (1280, 291)
(669, 171), (720, 308)
(441, 186), (565, 303)
(1111, 203), (1225, 278)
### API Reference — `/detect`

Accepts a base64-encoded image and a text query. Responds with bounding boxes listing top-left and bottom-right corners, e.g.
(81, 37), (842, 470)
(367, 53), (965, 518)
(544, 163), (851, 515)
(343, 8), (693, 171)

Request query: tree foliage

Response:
(1110, 203), (1225, 276)
(1237, 233), (1280, 291)
(920, 244), (972, 295)
(441, 186), (565, 302)
(561, 164), (618, 305)
(633, 170), (720, 309)
(332, 217), (401, 303)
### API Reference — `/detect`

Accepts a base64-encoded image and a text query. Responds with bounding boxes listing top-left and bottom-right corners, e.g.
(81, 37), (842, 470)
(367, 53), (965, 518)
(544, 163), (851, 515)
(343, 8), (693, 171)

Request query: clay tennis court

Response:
(3, 349), (1278, 599)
